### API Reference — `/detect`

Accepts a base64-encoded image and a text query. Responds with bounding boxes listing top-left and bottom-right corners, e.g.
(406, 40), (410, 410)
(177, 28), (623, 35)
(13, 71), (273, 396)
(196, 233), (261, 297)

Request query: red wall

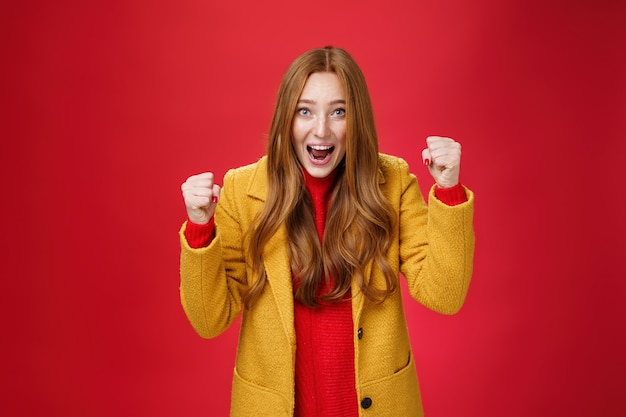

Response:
(3, 0), (625, 416)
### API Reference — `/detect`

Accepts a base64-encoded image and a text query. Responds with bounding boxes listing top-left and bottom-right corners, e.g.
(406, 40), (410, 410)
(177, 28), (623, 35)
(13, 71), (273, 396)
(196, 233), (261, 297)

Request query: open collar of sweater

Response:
(302, 166), (339, 202)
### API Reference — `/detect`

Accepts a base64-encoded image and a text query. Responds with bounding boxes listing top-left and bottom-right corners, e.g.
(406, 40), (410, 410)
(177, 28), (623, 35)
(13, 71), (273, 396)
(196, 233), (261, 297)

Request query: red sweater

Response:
(293, 169), (357, 417)
(184, 174), (467, 416)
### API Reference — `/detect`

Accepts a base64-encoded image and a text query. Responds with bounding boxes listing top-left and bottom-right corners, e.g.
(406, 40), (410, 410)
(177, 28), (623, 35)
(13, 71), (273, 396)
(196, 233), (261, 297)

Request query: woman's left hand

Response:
(422, 136), (462, 188)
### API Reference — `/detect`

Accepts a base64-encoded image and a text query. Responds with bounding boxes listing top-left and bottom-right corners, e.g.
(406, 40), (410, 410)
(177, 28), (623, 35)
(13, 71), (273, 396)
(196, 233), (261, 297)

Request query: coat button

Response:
(357, 328), (363, 340)
(361, 397), (372, 409)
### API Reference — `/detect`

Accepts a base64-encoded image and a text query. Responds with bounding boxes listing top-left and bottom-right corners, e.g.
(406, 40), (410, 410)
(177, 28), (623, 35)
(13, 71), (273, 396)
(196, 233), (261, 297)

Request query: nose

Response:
(314, 115), (330, 138)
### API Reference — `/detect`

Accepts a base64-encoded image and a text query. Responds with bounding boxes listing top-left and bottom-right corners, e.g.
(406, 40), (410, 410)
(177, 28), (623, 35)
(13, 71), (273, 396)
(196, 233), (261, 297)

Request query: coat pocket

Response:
(230, 367), (292, 416)
(358, 352), (423, 416)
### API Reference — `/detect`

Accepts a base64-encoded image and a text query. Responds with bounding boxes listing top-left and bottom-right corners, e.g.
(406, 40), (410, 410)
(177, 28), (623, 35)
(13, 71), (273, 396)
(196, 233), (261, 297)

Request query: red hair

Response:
(246, 47), (397, 307)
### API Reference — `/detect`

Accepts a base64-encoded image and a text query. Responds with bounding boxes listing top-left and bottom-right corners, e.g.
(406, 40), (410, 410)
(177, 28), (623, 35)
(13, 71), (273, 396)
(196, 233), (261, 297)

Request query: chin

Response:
(303, 163), (335, 178)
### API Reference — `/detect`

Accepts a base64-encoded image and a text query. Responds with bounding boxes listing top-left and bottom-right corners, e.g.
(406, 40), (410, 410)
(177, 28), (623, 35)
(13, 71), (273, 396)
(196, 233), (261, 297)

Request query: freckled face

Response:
(292, 72), (347, 178)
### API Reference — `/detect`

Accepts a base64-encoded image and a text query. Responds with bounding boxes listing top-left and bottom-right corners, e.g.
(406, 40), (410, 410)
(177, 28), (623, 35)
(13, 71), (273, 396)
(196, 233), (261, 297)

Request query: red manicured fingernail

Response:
(424, 159), (430, 166)
(212, 196), (218, 203)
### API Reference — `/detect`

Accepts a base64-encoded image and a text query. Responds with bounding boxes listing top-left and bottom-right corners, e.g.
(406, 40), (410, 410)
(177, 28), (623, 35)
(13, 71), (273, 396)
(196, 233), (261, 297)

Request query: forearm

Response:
(401, 185), (475, 314)
(179, 222), (244, 338)
(420, 186), (474, 313)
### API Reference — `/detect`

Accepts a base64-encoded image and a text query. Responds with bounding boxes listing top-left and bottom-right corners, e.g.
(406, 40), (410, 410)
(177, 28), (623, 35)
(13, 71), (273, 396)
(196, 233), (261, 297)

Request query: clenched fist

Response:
(422, 136), (462, 189)
(181, 172), (221, 225)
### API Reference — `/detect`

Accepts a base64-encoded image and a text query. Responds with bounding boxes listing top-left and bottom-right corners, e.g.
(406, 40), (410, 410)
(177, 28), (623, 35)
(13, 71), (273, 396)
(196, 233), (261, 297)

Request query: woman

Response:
(179, 46), (474, 416)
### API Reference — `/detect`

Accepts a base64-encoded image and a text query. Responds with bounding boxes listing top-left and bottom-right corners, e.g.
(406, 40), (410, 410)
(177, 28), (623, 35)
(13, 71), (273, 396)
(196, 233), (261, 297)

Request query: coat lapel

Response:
(263, 225), (296, 346)
(246, 158), (296, 346)
(351, 166), (386, 327)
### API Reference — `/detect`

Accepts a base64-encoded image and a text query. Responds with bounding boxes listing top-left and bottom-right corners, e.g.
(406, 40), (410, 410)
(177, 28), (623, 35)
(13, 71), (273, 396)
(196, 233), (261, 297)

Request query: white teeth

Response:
(309, 145), (333, 150)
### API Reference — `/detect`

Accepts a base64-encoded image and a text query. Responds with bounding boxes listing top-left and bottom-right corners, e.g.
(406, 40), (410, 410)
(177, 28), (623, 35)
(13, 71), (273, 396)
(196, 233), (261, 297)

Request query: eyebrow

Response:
(297, 99), (346, 105)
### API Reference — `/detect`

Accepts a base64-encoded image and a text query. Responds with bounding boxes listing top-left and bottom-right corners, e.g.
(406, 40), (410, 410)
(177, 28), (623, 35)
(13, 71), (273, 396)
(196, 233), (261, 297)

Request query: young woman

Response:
(179, 46), (475, 416)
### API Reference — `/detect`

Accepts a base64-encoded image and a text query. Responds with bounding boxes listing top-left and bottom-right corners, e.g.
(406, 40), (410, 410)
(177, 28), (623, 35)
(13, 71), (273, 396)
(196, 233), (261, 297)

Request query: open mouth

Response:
(307, 145), (335, 161)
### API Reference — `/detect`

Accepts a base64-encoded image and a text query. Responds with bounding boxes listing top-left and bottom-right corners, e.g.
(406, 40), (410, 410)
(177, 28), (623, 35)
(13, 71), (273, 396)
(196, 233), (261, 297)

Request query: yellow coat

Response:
(179, 154), (475, 416)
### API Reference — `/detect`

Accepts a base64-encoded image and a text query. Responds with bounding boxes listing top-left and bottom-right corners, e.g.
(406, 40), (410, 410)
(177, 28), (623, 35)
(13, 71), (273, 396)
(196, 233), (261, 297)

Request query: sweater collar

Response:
(302, 166), (339, 198)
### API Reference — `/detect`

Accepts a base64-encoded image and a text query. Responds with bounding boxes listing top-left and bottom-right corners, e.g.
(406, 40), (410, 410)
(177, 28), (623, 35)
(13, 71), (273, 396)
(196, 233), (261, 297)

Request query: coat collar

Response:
(246, 156), (269, 202)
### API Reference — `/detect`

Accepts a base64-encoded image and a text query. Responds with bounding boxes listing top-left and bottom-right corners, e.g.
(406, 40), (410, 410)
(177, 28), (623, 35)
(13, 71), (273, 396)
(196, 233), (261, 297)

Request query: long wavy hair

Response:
(245, 46), (397, 307)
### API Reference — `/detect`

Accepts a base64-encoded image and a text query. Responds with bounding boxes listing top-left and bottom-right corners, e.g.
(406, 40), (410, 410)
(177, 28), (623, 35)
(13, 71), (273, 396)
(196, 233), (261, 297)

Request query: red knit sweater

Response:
(293, 169), (357, 417)
(183, 172), (467, 416)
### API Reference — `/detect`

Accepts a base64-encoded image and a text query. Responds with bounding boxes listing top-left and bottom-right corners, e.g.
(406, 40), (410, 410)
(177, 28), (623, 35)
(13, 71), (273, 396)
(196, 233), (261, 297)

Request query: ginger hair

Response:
(245, 46), (397, 307)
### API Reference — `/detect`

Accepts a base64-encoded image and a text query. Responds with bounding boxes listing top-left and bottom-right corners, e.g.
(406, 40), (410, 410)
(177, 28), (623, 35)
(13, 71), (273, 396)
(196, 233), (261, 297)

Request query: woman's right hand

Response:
(181, 172), (221, 225)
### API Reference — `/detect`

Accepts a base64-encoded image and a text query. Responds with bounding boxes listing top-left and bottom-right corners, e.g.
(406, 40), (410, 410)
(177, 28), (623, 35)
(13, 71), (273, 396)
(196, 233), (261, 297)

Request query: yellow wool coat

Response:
(179, 154), (475, 416)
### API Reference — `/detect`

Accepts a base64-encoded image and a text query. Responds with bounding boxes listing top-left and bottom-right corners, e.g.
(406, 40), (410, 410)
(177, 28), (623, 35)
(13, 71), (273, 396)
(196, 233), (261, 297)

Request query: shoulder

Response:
(223, 156), (267, 191)
(378, 153), (410, 171)
(378, 153), (412, 183)
(223, 156), (268, 201)
(225, 156), (267, 180)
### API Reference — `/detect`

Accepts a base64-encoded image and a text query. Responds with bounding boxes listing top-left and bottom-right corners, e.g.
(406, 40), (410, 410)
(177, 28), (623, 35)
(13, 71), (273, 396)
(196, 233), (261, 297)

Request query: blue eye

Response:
(297, 108), (310, 116)
(332, 108), (346, 117)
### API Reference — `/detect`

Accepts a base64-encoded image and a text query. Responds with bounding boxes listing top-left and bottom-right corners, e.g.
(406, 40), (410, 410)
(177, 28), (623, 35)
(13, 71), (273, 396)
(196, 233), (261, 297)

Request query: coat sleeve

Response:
(179, 169), (249, 338)
(397, 160), (475, 314)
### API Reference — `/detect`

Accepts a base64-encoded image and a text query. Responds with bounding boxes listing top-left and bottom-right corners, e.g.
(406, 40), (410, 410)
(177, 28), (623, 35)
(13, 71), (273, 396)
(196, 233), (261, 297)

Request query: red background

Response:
(2, 0), (625, 416)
